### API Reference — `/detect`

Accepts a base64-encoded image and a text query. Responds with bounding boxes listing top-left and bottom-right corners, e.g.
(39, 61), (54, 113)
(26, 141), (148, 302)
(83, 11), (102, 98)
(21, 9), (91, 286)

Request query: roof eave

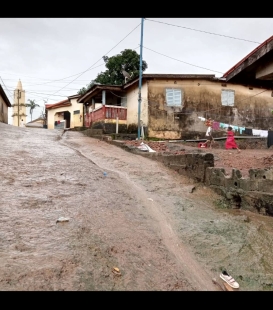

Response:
(0, 84), (11, 107)
(77, 85), (123, 103)
(223, 35), (273, 79)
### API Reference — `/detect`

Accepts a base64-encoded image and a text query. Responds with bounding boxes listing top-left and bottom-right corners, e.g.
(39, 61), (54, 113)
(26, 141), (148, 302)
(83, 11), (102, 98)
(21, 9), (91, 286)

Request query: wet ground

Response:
(1, 122), (273, 291)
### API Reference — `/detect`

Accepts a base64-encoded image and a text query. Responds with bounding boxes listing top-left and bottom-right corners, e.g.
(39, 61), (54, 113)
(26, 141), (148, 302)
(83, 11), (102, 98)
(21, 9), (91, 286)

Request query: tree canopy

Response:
(78, 49), (148, 95)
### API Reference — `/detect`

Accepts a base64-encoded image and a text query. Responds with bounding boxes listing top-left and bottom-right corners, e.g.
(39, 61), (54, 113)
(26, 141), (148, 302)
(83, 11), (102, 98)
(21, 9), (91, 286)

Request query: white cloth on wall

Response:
(205, 126), (211, 136)
(252, 129), (262, 136)
(260, 130), (268, 137)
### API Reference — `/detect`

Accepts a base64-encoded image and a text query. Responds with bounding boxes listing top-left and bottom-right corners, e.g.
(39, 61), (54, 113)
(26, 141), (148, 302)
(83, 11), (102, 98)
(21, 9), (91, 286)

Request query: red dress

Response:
(225, 130), (238, 149)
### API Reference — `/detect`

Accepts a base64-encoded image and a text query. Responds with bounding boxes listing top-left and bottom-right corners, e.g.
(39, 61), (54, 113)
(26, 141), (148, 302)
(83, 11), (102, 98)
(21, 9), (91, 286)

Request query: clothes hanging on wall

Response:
(198, 117), (269, 138)
(220, 122), (228, 129)
(205, 119), (213, 127)
(260, 130), (268, 138)
(239, 127), (245, 134)
(252, 129), (262, 136)
(267, 131), (273, 148)
(205, 126), (211, 136)
(212, 121), (220, 130)
(244, 128), (253, 135)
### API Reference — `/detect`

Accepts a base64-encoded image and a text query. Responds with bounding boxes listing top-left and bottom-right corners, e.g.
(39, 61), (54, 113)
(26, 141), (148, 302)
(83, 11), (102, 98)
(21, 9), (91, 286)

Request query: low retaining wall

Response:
(205, 167), (273, 216)
(109, 140), (273, 217)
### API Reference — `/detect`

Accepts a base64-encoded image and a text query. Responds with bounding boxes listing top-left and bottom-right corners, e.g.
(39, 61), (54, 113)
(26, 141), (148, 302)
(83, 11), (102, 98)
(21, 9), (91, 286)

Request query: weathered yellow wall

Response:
(146, 79), (273, 139)
(12, 89), (26, 127)
(71, 98), (83, 128)
(126, 81), (148, 128)
(47, 107), (66, 129)
(47, 98), (83, 129)
(0, 95), (9, 124)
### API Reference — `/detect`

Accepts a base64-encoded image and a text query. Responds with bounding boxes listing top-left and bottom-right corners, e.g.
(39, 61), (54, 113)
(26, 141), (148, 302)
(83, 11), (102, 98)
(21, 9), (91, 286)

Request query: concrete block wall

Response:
(105, 138), (273, 217)
(205, 167), (273, 216)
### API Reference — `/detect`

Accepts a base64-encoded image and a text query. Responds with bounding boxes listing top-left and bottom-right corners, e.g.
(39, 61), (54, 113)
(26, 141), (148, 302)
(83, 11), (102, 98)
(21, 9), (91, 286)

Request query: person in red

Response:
(225, 126), (240, 153)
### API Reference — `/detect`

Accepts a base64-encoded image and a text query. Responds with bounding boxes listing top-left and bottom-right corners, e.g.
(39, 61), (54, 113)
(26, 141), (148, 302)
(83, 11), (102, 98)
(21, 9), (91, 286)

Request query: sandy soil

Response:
(1, 122), (273, 291)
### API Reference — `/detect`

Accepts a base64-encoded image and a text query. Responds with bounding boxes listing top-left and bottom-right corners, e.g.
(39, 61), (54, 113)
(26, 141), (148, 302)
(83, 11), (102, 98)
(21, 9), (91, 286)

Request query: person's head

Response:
(227, 126), (233, 131)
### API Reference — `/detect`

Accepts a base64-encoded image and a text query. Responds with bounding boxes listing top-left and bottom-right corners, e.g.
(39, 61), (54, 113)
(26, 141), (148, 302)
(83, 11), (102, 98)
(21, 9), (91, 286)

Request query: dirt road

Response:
(1, 123), (273, 291)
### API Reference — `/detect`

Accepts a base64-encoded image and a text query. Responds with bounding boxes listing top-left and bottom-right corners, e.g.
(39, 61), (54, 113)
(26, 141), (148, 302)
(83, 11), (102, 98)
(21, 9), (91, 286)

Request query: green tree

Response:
(78, 49), (148, 95)
(26, 99), (40, 121)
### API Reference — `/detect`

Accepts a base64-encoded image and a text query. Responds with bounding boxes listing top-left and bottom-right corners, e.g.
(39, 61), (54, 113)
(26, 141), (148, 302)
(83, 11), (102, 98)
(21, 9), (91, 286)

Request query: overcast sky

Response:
(1, 18), (273, 124)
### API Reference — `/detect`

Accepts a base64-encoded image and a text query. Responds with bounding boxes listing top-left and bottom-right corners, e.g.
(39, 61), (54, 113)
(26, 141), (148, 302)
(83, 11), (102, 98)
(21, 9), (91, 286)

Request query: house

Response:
(0, 84), (11, 124)
(77, 84), (128, 133)
(223, 35), (273, 87)
(45, 94), (83, 129)
(25, 117), (45, 128)
(78, 73), (273, 140)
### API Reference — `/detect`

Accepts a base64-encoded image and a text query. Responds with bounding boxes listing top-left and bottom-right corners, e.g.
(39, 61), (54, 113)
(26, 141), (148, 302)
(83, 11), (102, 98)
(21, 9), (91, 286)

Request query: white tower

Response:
(12, 79), (27, 127)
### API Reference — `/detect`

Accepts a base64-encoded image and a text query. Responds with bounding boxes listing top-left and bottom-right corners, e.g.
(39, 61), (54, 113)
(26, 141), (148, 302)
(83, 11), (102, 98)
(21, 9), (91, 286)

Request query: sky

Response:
(1, 18), (273, 124)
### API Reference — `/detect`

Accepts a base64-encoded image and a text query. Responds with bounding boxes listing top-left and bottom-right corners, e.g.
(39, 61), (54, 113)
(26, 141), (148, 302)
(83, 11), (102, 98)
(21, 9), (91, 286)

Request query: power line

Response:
(142, 45), (224, 74)
(4, 84), (81, 92)
(145, 18), (261, 44)
(21, 63), (106, 87)
(49, 22), (141, 98)
(0, 76), (13, 98)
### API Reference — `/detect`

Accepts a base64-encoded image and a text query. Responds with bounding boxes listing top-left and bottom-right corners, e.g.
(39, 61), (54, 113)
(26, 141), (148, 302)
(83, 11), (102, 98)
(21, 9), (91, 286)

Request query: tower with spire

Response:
(12, 79), (27, 127)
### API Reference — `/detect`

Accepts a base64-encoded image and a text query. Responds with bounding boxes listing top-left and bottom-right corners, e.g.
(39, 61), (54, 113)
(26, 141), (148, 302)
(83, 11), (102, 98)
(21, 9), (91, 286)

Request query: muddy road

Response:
(1, 123), (273, 291)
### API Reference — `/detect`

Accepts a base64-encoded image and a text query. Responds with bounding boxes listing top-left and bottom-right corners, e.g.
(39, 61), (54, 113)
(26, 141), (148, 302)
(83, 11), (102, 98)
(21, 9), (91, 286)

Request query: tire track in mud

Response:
(60, 133), (218, 291)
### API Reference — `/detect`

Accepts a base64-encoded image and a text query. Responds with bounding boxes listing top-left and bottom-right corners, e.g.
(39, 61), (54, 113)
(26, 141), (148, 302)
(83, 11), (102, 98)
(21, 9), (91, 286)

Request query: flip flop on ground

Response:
(220, 271), (239, 289)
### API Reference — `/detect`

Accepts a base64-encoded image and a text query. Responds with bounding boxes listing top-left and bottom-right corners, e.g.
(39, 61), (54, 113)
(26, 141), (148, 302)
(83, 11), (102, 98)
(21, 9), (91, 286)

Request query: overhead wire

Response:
(142, 45), (224, 74)
(49, 22), (141, 98)
(0, 76), (14, 99)
(3, 44), (141, 106)
(145, 18), (261, 44)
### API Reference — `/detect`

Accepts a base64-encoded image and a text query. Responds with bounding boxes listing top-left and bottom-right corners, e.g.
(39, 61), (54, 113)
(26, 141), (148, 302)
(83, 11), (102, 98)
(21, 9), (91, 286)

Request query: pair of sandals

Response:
(220, 270), (239, 289)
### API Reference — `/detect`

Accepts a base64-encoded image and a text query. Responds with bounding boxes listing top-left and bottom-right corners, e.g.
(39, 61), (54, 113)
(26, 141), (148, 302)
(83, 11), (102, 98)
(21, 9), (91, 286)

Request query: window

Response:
(73, 110), (80, 115)
(221, 89), (235, 106)
(166, 88), (182, 106)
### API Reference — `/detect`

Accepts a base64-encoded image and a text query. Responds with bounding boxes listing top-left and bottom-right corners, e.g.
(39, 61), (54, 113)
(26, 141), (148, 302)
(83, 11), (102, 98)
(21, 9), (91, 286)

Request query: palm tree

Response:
(26, 99), (40, 121)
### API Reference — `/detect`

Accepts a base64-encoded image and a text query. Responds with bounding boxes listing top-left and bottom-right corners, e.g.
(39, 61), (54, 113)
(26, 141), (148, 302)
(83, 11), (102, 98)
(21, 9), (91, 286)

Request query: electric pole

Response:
(138, 17), (144, 140)
(17, 89), (21, 126)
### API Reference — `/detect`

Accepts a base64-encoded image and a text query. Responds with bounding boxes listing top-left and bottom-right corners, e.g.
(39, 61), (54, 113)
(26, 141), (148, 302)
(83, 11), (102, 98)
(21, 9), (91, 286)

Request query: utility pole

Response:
(138, 17), (144, 140)
(17, 89), (21, 127)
